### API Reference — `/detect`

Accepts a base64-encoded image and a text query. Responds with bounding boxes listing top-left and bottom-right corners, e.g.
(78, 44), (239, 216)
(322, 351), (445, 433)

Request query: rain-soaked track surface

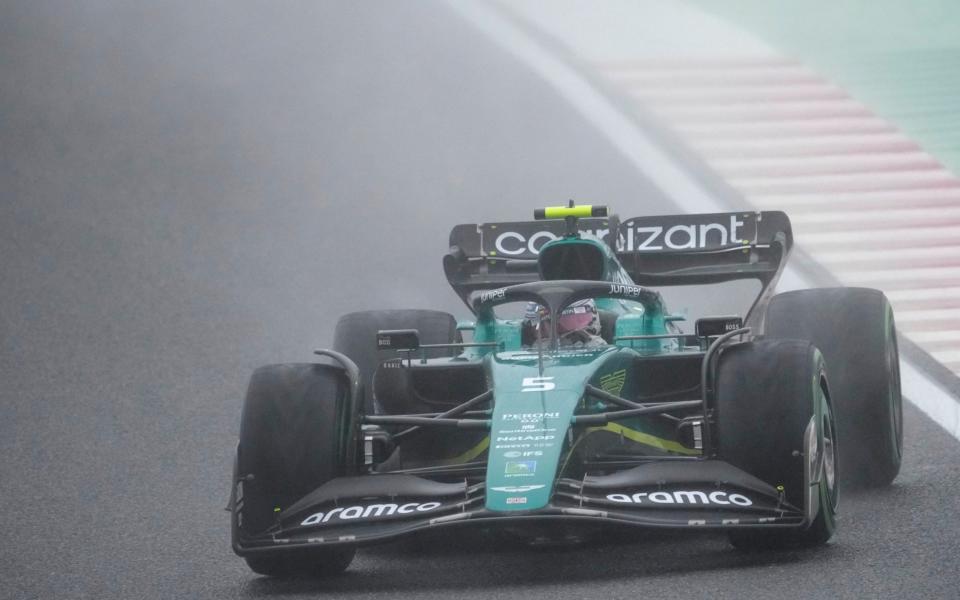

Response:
(1, 2), (958, 598)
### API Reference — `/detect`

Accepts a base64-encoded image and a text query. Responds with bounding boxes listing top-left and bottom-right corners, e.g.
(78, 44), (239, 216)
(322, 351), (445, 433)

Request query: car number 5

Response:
(522, 377), (555, 392)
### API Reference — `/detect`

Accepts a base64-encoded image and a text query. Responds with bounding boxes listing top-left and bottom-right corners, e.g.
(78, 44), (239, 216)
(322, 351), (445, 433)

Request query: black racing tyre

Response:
(234, 363), (355, 576)
(765, 287), (902, 487)
(716, 340), (838, 549)
(333, 309), (460, 414)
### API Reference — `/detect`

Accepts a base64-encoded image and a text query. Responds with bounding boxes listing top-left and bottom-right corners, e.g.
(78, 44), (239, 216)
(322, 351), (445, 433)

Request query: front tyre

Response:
(716, 340), (839, 549)
(233, 364), (356, 576)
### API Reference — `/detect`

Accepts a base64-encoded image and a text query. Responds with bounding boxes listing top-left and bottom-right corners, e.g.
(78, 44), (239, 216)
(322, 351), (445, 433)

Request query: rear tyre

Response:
(333, 309), (460, 413)
(716, 340), (838, 549)
(765, 288), (901, 487)
(234, 364), (355, 576)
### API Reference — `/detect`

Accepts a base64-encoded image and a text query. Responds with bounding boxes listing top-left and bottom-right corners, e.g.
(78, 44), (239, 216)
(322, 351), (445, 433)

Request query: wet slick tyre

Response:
(333, 309), (459, 413)
(234, 364), (355, 577)
(765, 288), (902, 487)
(717, 340), (838, 550)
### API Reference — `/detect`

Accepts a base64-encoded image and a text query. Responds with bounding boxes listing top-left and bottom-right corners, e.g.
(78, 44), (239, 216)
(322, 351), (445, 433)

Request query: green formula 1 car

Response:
(230, 204), (902, 576)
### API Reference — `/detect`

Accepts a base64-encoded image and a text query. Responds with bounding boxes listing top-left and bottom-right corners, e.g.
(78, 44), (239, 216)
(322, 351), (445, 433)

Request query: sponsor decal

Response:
(500, 425), (557, 435)
(494, 443), (534, 450)
(609, 284), (644, 297)
(503, 450), (543, 458)
(493, 230), (556, 256)
(497, 442), (554, 451)
(503, 412), (560, 422)
(505, 460), (537, 475)
(605, 491), (753, 506)
(300, 501), (443, 526)
(479, 287), (507, 303)
(490, 485), (545, 493)
(506, 497), (528, 505)
(496, 435), (555, 443)
(482, 215), (748, 257)
(627, 215), (745, 251)
(521, 376), (555, 392)
(599, 369), (626, 397)
(491, 227), (613, 257)
(513, 348), (603, 359)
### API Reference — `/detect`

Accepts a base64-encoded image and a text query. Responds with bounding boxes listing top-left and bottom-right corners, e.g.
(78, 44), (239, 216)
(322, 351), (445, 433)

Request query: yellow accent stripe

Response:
(544, 205), (594, 219)
(589, 423), (699, 455)
(442, 435), (490, 465)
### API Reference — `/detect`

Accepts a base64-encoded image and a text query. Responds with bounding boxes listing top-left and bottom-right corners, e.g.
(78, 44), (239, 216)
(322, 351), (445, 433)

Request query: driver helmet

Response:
(524, 298), (601, 342)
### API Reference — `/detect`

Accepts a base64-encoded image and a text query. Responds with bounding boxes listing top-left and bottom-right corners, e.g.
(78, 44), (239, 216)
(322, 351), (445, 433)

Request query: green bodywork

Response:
(464, 234), (699, 512)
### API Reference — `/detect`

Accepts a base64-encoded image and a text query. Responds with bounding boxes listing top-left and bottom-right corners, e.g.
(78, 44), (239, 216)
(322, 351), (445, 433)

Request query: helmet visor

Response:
(557, 306), (596, 334)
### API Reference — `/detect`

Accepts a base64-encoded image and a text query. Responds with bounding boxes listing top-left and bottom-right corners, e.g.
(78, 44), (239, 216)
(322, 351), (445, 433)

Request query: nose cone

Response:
(484, 347), (613, 512)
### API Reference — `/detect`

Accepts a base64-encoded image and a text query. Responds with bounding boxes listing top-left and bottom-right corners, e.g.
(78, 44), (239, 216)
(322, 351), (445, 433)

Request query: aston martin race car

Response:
(230, 204), (903, 576)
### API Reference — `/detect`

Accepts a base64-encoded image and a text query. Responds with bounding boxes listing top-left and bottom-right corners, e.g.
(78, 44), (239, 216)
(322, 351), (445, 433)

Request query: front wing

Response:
(233, 460), (807, 555)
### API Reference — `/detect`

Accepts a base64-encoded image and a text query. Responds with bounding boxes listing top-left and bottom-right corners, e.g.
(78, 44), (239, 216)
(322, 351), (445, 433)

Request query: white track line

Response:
(676, 117), (895, 139)
(837, 267), (960, 284)
(604, 66), (821, 85)
(933, 350), (960, 363)
(733, 170), (960, 195)
(751, 188), (960, 210)
(817, 246), (960, 262)
(631, 83), (846, 104)
(799, 226), (960, 247)
(694, 134), (919, 158)
(901, 360), (960, 439)
(892, 300), (960, 312)
(713, 152), (940, 179)
(887, 287), (960, 302)
(595, 57), (800, 70)
(896, 309), (960, 323)
(792, 206), (960, 225)
(654, 99), (871, 122)
(908, 331), (960, 343)
(448, 0), (960, 442)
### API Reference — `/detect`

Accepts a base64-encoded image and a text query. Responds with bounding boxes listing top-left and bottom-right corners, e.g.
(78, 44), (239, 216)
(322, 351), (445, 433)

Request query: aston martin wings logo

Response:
(489, 485), (545, 493)
(599, 369), (626, 396)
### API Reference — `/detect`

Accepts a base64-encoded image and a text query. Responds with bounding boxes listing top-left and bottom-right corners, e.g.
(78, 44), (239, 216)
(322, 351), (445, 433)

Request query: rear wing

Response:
(443, 211), (793, 308)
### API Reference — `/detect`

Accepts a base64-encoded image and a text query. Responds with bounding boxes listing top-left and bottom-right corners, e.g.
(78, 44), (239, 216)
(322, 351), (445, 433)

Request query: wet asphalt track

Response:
(1, 2), (959, 598)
